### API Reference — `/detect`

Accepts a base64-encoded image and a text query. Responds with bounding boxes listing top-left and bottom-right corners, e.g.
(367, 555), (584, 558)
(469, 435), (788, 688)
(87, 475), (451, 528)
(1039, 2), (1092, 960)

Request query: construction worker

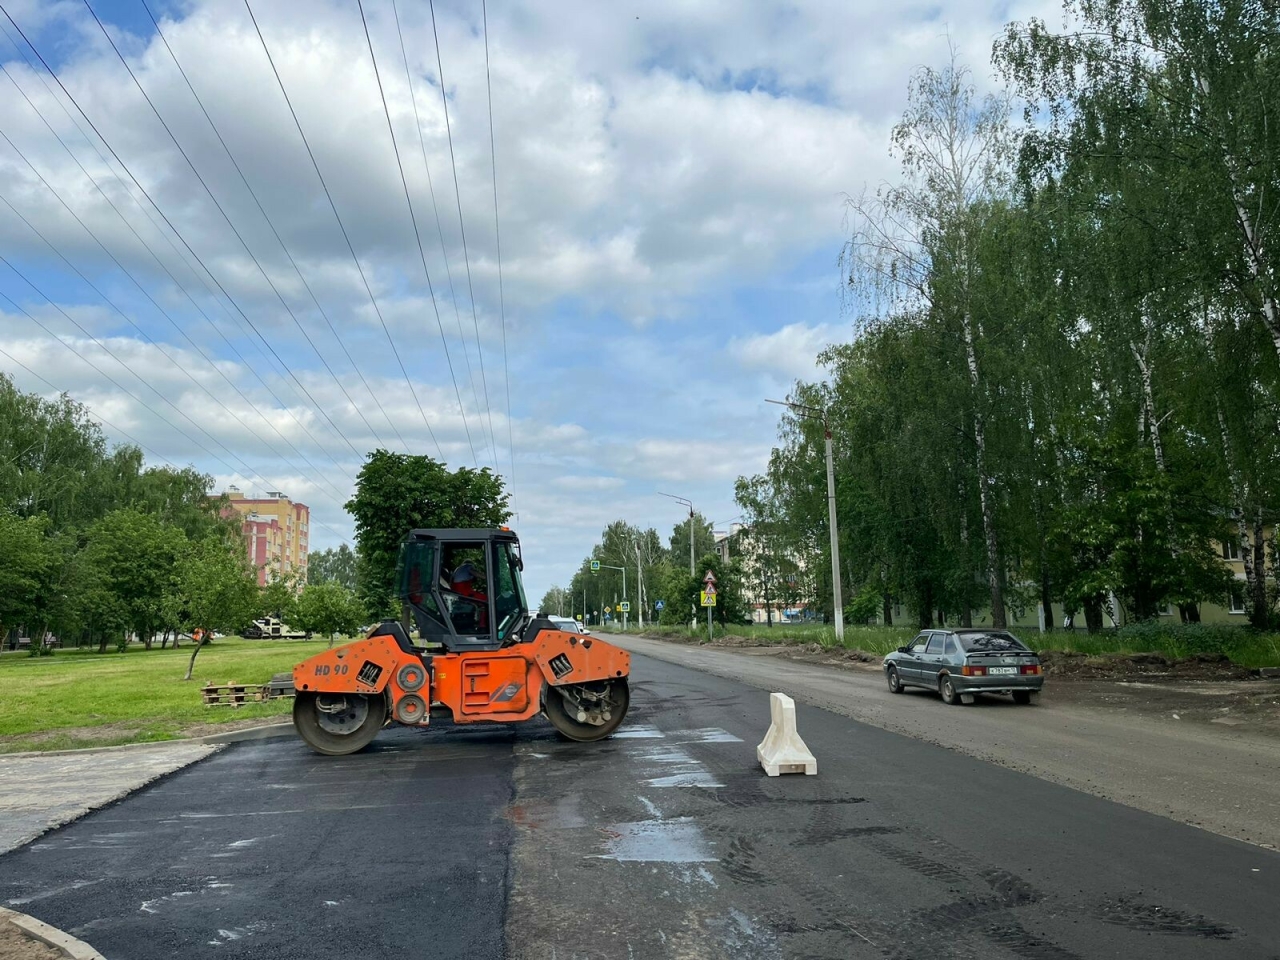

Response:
(451, 562), (488, 629)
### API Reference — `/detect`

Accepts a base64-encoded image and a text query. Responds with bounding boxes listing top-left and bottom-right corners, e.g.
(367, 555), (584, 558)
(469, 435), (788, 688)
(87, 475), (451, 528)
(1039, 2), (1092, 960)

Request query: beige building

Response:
(222, 487), (310, 588)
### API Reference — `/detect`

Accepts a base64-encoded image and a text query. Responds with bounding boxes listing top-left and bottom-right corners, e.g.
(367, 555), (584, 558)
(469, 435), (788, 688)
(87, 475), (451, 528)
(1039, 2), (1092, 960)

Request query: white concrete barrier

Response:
(756, 692), (817, 776)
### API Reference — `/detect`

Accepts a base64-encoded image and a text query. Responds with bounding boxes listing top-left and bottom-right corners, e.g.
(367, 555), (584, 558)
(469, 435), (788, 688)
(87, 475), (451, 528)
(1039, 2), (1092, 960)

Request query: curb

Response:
(0, 907), (105, 960)
(0, 722), (295, 760)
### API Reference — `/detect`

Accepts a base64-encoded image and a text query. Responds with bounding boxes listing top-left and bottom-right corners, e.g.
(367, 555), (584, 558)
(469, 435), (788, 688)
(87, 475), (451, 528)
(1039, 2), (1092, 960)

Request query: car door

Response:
(900, 633), (930, 683)
(918, 633), (947, 688)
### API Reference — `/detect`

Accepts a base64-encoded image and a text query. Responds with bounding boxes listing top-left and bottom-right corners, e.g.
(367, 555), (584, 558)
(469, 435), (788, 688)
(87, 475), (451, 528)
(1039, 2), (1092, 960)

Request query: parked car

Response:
(883, 628), (1043, 705)
(549, 615), (588, 635)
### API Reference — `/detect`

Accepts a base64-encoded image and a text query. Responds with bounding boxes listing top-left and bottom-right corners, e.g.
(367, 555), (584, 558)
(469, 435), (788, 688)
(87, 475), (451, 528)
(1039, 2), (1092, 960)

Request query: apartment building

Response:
(221, 487), (310, 588)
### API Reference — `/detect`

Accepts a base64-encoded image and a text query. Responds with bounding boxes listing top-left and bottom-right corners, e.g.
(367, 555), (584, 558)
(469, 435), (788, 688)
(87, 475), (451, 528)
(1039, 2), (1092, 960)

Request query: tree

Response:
(345, 450), (510, 617)
(843, 51), (1014, 627)
(309, 544), (357, 590)
(178, 536), (260, 680)
(668, 512), (716, 575)
(539, 586), (571, 616)
(259, 572), (301, 627)
(82, 509), (188, 651)
(295, 581), (363, 646)
(0, 511), (52, 643)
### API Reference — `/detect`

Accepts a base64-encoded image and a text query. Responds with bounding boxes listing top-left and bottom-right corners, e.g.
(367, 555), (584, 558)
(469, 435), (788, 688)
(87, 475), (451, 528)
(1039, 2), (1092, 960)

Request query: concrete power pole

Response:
(768, 399), (844, 643)
(825, 425), (845, 643)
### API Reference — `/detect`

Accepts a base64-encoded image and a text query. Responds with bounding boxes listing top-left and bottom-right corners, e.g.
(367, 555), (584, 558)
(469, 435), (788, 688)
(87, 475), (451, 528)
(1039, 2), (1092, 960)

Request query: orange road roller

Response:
(291, 528), (631, 755)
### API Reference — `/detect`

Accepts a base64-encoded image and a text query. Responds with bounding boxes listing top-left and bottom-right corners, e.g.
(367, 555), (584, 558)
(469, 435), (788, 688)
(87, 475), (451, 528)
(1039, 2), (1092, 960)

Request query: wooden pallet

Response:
(201, 681), (269, 707)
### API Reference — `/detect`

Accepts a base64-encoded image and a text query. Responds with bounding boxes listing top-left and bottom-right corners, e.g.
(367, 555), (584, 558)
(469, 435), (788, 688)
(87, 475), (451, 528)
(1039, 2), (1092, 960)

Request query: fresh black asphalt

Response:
(1, 651), (1277, 959)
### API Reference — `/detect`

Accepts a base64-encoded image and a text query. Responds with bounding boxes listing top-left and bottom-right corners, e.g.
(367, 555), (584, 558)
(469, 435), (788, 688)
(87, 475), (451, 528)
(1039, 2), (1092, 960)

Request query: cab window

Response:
(910, 634), (929, 654)
(440, 544), (489, 636)
(493, 543), (526, 640)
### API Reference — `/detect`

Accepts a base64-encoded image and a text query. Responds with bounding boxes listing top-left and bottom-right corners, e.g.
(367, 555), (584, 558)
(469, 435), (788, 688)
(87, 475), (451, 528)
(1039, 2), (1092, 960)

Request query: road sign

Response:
(590, 560), (600, 572)
(703, 570), (717, 585)
(619, 601), (631, 613)
(703, 582), (717, 597)
(700, 590), (717, 607)
(655, 600), (665, 611)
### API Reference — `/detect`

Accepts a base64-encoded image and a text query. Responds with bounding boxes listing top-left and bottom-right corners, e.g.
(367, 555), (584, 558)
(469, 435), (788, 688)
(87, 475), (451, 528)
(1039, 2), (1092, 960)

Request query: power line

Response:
(0, 183), (353, 504)
(356, 0), (480, 468)
(0, 24), (369, 459)
(0, 3), (371, 469)
(0, 344), (180, 470)
(0, 255), (348, 506)
(481, 0), (517, 516)
(243, 0), (443, 459)
(0, 295), (357, 547)
(391, 0), (489, 468)
(428, 0), (499, 469)
(137, 0), (408, 455)
(75, 0), (367, 464)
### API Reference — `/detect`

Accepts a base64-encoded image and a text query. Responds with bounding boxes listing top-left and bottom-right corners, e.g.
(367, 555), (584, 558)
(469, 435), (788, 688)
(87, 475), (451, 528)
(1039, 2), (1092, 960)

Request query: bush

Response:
(1113, 621), (1241, 657)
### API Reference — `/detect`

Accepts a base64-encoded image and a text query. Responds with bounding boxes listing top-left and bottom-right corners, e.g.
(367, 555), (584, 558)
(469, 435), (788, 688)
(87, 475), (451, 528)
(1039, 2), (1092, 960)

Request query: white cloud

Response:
(0, 0), (1062, 602)
(729, 321), (846, 381)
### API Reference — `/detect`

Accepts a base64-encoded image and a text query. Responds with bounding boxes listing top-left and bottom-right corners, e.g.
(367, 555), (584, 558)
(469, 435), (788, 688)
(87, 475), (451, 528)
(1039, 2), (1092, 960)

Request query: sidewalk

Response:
(0, 743), (218, 856)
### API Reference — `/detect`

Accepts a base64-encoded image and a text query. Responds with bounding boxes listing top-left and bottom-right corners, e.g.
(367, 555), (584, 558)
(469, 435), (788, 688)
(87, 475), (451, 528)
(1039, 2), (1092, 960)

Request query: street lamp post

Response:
(660, 492), (697, 627)
(767, 399), (844, 643)
(595, 563), (627, 632)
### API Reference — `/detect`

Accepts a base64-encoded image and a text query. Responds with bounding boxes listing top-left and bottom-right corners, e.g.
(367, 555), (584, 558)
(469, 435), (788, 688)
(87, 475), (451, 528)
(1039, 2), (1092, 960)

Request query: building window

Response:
(1158, 603), (1173, 617)
(1222, 540), (1241, 561)
(1227, 584), (1246, 615)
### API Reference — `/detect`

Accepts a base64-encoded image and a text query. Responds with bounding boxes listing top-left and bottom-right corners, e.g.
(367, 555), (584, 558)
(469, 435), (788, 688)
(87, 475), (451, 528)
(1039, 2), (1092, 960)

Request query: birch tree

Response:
(843, 52), (1014, 626)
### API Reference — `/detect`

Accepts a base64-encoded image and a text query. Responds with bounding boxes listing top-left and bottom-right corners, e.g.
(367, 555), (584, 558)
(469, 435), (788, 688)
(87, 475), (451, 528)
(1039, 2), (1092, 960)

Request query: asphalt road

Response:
(613, 634), (1280, 850)
(1, 650), (1277, 959)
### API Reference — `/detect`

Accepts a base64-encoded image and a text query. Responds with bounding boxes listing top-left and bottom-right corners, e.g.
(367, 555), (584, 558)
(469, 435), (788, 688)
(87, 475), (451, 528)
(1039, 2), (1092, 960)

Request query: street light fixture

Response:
(658, 492), (696, 575)
(766, 398), (844, 643)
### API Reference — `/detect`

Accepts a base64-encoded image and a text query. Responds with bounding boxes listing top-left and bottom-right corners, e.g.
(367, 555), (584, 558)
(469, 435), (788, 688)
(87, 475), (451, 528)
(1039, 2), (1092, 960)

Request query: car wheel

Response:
(1012, 690), (1033, 705)
(939, 674), (962, 706)
(886, 665), (903, 694)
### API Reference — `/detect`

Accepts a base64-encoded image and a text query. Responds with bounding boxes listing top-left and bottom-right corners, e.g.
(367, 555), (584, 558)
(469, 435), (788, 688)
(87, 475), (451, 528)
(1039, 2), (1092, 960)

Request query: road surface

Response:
(0, 649), (1275, 959)
(613, 634), (1280, 850)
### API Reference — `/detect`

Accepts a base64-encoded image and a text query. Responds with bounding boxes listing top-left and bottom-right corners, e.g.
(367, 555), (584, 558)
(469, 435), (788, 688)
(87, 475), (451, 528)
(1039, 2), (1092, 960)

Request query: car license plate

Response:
(989, 666), (1017, 675)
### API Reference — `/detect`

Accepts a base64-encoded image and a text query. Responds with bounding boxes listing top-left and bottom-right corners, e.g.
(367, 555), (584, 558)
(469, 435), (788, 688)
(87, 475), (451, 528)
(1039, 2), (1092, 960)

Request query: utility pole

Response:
(634, 538), (645, 630)
(767, 399), (844, 643)
(661, 492), (696, 626)
(596, 563), (627, 632)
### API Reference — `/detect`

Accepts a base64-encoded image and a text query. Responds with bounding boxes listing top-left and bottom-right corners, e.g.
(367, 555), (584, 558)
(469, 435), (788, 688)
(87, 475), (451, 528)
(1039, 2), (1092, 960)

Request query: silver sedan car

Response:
(883, 629), (1044, 705)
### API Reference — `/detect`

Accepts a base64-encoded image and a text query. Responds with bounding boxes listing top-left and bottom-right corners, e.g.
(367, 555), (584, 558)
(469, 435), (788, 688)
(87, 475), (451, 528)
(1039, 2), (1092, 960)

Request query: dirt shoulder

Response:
(638, 633), (1280, 741)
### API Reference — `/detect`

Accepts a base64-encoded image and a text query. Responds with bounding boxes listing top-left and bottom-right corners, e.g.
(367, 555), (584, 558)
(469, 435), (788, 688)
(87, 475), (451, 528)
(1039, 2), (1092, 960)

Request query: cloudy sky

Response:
(0, 0), (1056, 602)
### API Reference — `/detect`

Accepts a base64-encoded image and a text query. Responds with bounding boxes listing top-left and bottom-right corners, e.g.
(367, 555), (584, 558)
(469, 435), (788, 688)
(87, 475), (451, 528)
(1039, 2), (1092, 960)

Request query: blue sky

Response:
(0, 0), (1055, 600)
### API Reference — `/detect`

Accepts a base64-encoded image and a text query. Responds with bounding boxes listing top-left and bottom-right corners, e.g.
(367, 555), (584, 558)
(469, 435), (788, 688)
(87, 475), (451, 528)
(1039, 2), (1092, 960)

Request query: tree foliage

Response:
(739, 20), (1280, 632)
(345, 450), (510, 617)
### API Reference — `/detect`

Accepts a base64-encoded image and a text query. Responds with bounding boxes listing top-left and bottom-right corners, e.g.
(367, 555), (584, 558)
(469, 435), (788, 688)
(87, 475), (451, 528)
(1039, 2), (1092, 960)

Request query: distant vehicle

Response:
(548, 615), (587, 634)
(883, 629), (1043, 705)
(242, 617), (311, 640)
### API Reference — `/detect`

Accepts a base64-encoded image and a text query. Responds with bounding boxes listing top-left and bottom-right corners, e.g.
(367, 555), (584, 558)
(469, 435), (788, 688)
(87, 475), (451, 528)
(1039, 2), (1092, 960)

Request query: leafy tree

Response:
(538, 586), (572, 616)
(258, 573), (301, 627)
(345, 450), (510, 617)
(295, 581), (363, 647)
(0, 511), (52, 644)
(82, 509), (188, 651)
(179, 536), (260, 680)
(309, 544), (358, 590)
(667, 512), (716, 575)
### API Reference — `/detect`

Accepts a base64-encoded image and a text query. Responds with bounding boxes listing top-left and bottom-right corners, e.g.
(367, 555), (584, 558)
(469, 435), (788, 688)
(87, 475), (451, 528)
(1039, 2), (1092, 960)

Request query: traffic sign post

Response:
(702, 571), (718, 642)
(592, 560), (627, 631)
(590, 560), (600, 572)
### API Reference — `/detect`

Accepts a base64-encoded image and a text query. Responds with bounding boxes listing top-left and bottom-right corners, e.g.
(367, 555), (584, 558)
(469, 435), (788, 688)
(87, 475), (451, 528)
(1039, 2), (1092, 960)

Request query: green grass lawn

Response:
(633, 620), (1280, 668)
(0, 638), (338, 753)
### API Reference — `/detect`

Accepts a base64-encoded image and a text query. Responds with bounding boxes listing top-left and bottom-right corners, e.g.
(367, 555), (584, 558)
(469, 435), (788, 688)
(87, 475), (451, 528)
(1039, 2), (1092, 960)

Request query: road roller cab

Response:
(291, 528), (631, 755)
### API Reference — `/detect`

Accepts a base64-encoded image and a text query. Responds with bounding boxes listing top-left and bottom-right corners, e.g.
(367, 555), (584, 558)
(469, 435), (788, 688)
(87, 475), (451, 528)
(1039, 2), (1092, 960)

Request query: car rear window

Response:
(959, 633), (1029, 652)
